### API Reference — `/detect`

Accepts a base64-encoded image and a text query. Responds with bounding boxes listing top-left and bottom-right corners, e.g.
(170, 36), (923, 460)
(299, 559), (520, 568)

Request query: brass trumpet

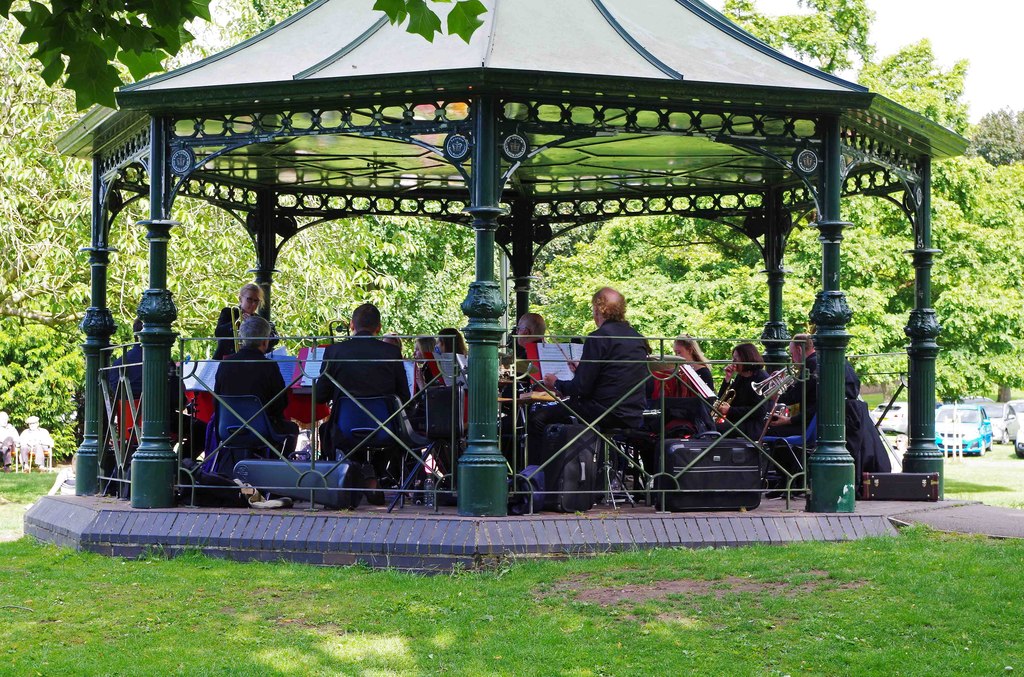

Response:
(710, 388), (735, 423)
(754, 367), (798, 441)
(752, 368), (797, 398)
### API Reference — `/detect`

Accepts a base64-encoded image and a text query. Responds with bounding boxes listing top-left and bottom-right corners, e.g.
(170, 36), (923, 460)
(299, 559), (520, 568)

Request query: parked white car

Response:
(869, 402), (908, 434)
(1016, 423), (1024, 459)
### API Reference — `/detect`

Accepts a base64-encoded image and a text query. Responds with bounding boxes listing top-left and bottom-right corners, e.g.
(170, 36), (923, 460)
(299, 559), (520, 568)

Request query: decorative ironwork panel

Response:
(169, 100), (473, 147)
(98, 126), (151, 179)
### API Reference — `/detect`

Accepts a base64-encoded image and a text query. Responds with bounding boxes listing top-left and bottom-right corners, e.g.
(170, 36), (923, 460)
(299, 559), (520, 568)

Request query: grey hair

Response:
(238, 315), (272, 350)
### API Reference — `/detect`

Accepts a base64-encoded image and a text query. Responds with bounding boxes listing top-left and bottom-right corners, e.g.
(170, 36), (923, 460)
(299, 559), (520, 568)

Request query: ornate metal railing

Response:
(94, 333), (852, 512)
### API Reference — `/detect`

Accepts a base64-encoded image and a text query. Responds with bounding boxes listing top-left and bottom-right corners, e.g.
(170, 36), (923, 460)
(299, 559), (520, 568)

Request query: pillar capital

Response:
(809, 290), (853, 331)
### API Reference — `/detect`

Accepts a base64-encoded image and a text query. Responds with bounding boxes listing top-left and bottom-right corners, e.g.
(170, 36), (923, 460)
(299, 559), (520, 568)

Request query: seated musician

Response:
(767, 333), (818, 437)
(533, 287), (648, 441)
(673, 335), (715, 393)
(109, 318), (205, 460)
(715, 343), (770, 439)
(213, 283), (277, 360)
(214, 315), (298, 455)
(514, 312), (546, 379)
(314, 303), (409, 458)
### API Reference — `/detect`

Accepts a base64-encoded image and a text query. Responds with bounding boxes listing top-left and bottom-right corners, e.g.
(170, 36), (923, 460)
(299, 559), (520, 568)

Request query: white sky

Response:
(707, 0), (1024, 122)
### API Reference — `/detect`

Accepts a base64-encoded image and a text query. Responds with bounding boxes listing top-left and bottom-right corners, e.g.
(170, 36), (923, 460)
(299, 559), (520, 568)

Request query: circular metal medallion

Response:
(794, 148), (819, 174)
(444, 133), (471, 162)
(501, 133), (529, 161)
(169, 148), (195, 176)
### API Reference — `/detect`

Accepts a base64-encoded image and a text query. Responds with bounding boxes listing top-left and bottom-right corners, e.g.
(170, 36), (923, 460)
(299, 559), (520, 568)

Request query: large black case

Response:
(233, 458), (363, 509)
(540, 423), (600, 512)
(861, 472), (939, 501)
(655, 436), (762, 511)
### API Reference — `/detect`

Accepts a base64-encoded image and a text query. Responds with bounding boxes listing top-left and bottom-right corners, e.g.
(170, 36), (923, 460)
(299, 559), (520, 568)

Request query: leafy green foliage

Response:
(723, 0), (874, 73)
(374, 0), (486, 43)
(5, 0), (213, 109)
(4, 0), (484, 110)
(969, 108), (1024, 167)
(0, 319), (83, 459)
(859, 40), (969, 136)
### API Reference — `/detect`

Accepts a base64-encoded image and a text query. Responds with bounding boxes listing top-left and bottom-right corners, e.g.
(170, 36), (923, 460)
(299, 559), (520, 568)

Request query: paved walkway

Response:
(889, 501), (1024, 539)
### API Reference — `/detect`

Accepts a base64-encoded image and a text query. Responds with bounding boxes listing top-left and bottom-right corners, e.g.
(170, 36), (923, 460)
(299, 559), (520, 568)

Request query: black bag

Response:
(540, 423), (599, 512)
(655, 435), (762, 511)
(232, 458), (364, 509)
(187, 469), (248, 508)
(509, 464), (545, 515)
(425, 386), (464, 441)
(861, 472), (939, 501)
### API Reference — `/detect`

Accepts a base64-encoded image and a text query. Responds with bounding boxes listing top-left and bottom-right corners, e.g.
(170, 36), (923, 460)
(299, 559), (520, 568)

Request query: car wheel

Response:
(1017, 446), (1024, 459)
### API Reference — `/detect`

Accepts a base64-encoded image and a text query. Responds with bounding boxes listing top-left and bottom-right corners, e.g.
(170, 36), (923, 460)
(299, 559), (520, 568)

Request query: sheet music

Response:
(296, 346), (327, 387)
(680, 364), (716, 398)
(403, 360), (417, 398)
(436, 352), (468, 386)
(267, 347), (298, 387)
(536, 342), (583, 382)
(181, 358), (219, 392)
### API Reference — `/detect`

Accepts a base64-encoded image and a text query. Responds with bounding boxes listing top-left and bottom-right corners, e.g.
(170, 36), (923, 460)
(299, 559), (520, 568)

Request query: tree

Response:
(969, 108), (1024, 167)
(723, 0), (874, 73)
(859, 40), (969, 136)
(0, 17), (91, 327)
(2, 0), (486, 110)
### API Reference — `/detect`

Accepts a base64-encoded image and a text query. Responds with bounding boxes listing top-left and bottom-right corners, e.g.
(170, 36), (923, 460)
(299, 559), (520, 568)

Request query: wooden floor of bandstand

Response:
(26, 494), (969, 572)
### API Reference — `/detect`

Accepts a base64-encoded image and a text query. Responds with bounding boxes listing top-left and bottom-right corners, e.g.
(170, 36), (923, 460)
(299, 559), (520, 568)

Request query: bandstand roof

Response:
(60, 0), (967, 225)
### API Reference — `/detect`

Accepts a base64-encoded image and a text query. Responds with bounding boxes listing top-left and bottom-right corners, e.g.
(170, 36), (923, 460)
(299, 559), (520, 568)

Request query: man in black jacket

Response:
(215, 315), (298, 455)
(314, 303), (410, 457)
(533, 287), (649, 439)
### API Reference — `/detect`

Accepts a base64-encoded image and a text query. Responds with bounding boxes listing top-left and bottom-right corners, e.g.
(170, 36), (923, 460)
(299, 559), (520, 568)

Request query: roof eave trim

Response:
(679, 0), (867, 93)
(120, 0), (331, 93)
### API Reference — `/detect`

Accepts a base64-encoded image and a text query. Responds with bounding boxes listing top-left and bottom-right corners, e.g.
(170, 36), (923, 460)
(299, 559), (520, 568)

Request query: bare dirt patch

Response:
(539, 570), (863, 607)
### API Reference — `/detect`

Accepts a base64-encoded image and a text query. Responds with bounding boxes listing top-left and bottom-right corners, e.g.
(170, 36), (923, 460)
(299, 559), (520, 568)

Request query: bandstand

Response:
(40, 0), (964, 559)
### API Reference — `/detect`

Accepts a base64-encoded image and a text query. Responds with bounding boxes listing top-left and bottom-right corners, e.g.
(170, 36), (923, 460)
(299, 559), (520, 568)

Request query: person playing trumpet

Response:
(213, 283), (277, 360)
(715, 343), (770, 439)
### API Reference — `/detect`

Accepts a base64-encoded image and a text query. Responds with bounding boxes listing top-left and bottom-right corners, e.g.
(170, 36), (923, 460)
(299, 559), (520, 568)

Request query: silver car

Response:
(962, 398), (1021, 444)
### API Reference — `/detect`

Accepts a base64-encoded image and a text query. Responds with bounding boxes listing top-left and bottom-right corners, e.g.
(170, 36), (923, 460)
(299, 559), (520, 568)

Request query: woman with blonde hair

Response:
(214, 283), (276, 359)
(673, 334), (714, 392)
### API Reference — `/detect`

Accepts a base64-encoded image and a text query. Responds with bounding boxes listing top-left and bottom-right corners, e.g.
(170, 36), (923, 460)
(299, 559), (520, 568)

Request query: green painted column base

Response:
(806, 457), (856, 513)
(130, 455), (176, 508)
(902, 454), (945, 498)
(75, 450), (99, 496)
(457, 446), (508, 517)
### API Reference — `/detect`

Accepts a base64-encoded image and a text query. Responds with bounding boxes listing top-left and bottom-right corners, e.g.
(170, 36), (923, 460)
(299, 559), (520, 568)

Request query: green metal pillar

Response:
(760, 192), (791, 367)
(252, 192), (278, 321)
(510, 199), (535, 321)
(806, 117), (856, 513)
(76, 161), (116, 495)
(902, 158), (944, 494)
(131, 117), (179, 508)
(458, 95), (509, 516)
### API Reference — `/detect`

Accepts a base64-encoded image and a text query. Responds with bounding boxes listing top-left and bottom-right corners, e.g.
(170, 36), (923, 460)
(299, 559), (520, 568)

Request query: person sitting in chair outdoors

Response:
(535, 287), (649, 437)
(314, 303), (410, 459)
(514, 312), (546, 379)
(214, 315), (298, 456)
(715, 343), (770, 440)
(766, 333), (818, 437)
(19, 416), (53, 471)
(0, 412), (19, 472)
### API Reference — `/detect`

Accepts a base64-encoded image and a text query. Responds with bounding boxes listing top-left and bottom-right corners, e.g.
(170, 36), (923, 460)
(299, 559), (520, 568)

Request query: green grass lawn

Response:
(0, 471), (58, 541)
(941, 443), (1024, 508)
(0, 529), (1021, 675)
(1, 458), (1022, 675)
